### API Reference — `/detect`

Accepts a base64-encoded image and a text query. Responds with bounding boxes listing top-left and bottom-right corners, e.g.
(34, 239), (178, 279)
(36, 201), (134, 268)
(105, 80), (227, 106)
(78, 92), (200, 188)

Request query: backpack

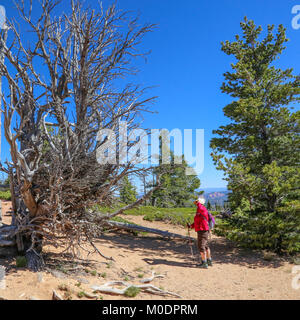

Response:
(200, 211), (216, 230)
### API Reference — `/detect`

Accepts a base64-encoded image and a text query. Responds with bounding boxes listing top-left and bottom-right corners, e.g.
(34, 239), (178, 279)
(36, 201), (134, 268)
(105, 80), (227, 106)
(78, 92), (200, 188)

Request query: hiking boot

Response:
(207, 259), (213, 266)
(197, 261), (208, 269)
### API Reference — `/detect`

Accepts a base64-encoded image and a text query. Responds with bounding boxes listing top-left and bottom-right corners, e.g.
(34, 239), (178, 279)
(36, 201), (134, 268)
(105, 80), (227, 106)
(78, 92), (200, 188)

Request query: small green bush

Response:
(0, 190), (11, 201)
(124, 286), (140, 298)
(214, 202), (300, 254)
(16, 256), (27, 268)
(77, 291), (86, 298)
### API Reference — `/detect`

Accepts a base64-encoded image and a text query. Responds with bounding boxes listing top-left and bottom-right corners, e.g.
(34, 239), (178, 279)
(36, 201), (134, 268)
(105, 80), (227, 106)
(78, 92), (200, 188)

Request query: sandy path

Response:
(0, 201), (299, 300)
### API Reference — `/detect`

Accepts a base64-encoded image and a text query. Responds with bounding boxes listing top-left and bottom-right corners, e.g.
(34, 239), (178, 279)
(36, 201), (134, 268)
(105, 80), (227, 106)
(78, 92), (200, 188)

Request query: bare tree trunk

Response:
(24, 237), (44, 271)
(105, 220), (194, 241)
(0, 0), (158, 270)
(151, 172), (156, 206)
(142, 174), (148, 206)
(9, 170), (16, 225)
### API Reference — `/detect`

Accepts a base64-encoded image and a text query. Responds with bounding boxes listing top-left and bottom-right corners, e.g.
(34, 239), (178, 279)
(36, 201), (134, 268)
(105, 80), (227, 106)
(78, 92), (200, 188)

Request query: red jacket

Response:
(191, 203), (209, 231)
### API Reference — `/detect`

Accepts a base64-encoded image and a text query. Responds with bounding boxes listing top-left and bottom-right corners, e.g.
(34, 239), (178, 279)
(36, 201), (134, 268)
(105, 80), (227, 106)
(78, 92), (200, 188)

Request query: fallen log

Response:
(91, 281), (182, 298)
(105, 220), (194, 242)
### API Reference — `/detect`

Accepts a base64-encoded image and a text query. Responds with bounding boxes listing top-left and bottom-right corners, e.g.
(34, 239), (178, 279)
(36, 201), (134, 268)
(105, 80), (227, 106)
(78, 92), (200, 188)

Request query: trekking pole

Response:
(187, 225), (195, 261)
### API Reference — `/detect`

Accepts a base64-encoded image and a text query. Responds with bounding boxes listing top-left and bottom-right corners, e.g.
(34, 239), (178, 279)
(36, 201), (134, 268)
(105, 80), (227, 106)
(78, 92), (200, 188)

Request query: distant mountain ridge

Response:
(201, 188), (229, 206)
(201, 187), (227, 193)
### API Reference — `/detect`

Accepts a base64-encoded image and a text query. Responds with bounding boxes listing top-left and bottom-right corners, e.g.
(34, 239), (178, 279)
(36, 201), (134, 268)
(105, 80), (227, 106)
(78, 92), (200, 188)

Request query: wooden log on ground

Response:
(91, 281), (182, 298)
(105, 220), (194, 241)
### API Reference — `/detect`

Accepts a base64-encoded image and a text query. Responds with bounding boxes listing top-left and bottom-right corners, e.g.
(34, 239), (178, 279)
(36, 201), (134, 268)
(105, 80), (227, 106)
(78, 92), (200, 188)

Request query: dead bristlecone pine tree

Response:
(0, 0), (161, 271)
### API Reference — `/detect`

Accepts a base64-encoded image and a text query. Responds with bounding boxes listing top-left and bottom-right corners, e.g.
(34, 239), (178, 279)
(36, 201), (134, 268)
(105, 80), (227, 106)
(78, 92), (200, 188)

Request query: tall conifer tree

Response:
(211, 18), (300, 253)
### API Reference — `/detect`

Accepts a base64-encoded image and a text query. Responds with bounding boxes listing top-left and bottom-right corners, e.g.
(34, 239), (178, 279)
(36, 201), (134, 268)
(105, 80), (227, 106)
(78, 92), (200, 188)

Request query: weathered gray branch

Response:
(91, 281), (182, 298)
(105, 220), (194, 241)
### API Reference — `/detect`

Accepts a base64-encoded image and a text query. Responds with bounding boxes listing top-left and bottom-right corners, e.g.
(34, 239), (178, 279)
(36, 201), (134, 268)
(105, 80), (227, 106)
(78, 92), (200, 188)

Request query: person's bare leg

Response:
(200, 251), (206, 262)
(206, 248), (211, 259)
(206, 248), (213, 266)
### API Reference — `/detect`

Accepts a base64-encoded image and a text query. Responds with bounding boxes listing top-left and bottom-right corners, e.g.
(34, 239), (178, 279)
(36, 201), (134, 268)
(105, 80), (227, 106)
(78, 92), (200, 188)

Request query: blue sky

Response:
(1, 0), (299, 188)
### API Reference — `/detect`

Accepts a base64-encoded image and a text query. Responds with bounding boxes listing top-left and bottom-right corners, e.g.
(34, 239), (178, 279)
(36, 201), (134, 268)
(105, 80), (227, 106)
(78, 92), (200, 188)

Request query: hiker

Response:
(187, 197), (212, 269)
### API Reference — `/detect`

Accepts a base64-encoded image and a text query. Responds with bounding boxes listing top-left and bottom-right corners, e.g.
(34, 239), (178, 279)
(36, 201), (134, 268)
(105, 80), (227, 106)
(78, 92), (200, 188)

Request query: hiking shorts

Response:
(197, 230), (210, 253)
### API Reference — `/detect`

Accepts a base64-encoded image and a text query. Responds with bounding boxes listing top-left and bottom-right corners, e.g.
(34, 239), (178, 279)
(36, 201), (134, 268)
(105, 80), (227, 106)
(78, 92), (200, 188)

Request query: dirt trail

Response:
(0, 201), (299, 300)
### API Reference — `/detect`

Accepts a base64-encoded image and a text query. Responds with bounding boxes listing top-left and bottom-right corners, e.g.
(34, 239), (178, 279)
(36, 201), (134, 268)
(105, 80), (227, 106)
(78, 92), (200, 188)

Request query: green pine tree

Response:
(150, 138), (200, 208)
(119, 176), (138, 204)
(211, 18), (300, 254)
(206, 200), (212, 211)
